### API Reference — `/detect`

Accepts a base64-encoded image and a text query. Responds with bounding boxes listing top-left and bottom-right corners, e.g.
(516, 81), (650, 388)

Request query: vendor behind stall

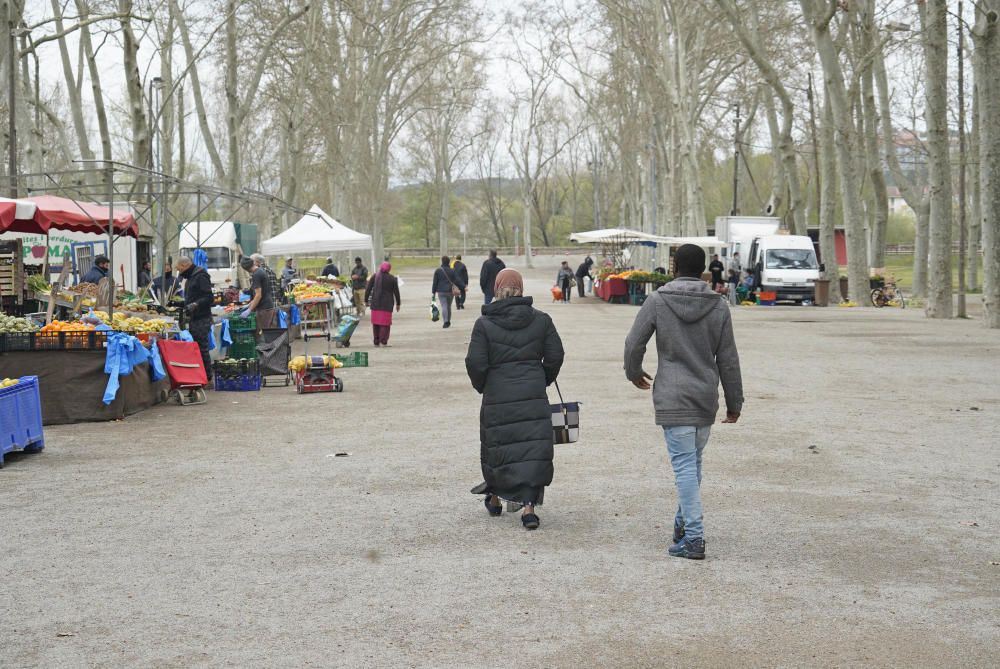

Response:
(240, 256), (276, 331)
(320, 257), (340, 278)
(80, 255), (110, 285)
(176, 256), (215, 382)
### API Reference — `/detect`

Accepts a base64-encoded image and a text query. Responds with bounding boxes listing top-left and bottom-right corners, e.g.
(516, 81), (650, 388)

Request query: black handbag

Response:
(550, 380), (581, 444)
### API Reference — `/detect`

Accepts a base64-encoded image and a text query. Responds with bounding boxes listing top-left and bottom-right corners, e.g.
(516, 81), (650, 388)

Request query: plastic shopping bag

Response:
(429, 296), (440, 322)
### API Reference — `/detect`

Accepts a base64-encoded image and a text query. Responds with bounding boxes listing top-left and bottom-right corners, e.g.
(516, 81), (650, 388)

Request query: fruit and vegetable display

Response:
(88, 311), (170, 333)
(26, 275), (51, 293)
(67, 282), (99, 296)
(39, 320), (96, 334)
(290, 282), (334, 300)
(601, 269), (672, 283)
(1, 377), (21, 388)
(287, 355), (343, 372)
(0, 314), (39, 333)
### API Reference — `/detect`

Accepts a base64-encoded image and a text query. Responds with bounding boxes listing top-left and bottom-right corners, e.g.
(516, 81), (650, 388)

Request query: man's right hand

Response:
(721, 412), (740, 423)
(631, 372), (652, 390)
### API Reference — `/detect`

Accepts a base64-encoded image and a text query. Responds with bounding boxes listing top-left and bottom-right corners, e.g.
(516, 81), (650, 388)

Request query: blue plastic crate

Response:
(0, 375), (45, 467)
(213, 373), (262, 391)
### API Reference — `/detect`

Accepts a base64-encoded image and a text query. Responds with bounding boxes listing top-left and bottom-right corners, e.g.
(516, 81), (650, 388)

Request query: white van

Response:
(747, 235), (820, 303)
(178, 221), (256, 289)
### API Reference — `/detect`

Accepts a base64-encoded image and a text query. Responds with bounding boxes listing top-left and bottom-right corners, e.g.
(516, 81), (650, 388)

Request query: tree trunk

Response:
(819, 89), (840, 288)
(76, 0), (111, 165)
(973, 3), (1000, 327)
(968, 83), (981, 291)
(50, 0), (93, 164)
(173, 0), (225, 180)
(860, 12), (888, 268)
(921, 0), (954, 318)
(801, 1), (869, 304)
(119, 1), (149, 172)
(224, 0), (240, 194)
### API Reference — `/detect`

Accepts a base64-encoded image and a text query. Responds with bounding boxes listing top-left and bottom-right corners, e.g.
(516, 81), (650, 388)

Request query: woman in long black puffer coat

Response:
(465, 268), (564, 529)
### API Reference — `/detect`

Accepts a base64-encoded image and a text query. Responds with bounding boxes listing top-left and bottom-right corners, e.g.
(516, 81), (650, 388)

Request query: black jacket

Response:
(575, 262), (593, 279)
(320, 263), (340, 278)
(479, 257), (506, 295)
(365, 272), (401, 312)
(453, 261), (469, 287)
(432, 265), (464, 294)
(465, 297), (565, 504)
(180, 265), (214, 319)
(80, 265), (108, 285)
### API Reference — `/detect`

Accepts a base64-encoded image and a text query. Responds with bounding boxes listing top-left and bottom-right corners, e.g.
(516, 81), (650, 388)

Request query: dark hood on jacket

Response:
(657, 277), (722, 323)
(481, 296), (535, 330)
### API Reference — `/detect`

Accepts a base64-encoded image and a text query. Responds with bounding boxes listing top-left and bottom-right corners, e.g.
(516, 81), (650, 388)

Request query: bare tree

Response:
(972, 2), (1000, 327)
(919, 0), (953, 318)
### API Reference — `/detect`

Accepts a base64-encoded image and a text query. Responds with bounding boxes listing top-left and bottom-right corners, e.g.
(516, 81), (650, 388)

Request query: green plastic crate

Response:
(334, 351), (368, 368)
(228, 330), (257, 360)
(226, 313), (256, 331)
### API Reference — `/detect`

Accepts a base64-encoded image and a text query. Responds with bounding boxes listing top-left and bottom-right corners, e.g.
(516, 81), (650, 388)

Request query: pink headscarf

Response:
(373, 261), (391, 296)
(494, 268), (523, 300)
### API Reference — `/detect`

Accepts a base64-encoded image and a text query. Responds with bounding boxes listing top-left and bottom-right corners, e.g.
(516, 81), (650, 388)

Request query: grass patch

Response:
(882, 254), (983, 293)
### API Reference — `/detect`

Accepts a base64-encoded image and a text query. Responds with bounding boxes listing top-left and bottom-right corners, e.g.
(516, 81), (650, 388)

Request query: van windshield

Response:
(179, 247), (231, 269)
(765, 248), (818, 270)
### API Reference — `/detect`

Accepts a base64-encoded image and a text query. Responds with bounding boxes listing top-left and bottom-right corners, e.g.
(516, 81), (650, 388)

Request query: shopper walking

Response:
(432, 255), (464, 328)
(479, 250), (506, 304)
(453, 254), (469, 309)
(575, 257), (594, 297)
(365, 262), (400, 346)
(623, 244), (744, 560)
(556, 261), (574, 303)
(351, 257), (369, 317)
(175, 257), (215, 383)
(465, 268), (564, 530)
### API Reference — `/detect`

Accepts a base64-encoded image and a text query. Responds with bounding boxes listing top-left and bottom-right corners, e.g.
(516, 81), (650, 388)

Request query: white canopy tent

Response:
(260, 205), (373, 259)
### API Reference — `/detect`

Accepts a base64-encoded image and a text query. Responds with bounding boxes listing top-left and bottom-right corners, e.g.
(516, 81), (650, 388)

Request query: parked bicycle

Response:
(871, 281), (906, 308)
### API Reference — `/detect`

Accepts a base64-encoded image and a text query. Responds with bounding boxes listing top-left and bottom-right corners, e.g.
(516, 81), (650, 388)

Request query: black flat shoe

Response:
(521, 513), (540, 530)
(484, 495), (502, 516)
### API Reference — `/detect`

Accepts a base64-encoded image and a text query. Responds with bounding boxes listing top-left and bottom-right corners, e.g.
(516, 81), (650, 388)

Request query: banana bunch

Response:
(288, 355), (343, 372)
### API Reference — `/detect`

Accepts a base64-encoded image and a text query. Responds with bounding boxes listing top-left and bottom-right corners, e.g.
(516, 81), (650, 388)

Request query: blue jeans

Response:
(664, 425), (712, 540)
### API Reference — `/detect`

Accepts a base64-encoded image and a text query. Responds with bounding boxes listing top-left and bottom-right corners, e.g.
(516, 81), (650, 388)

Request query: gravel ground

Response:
(2, 255), (999, 668)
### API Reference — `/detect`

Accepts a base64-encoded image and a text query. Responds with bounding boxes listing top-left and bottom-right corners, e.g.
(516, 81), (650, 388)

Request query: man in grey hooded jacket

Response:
(624, 244), (744, 560)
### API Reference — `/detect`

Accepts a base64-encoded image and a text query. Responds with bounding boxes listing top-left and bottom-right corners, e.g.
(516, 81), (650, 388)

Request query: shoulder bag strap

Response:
(553, 379), (566, 405)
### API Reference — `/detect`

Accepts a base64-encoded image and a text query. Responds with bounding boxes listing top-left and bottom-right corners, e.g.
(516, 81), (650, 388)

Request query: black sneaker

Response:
(672, 521), (685, 543)
(668, 537), (705, 560)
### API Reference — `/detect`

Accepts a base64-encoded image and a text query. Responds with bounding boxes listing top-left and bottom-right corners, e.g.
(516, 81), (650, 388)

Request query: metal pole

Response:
(957, 0), (967, 318)
(649, 125), (658, 268)
(107, 164), (115, 320)
(7, 9), (18, 197)
(731, 103), (741, 216)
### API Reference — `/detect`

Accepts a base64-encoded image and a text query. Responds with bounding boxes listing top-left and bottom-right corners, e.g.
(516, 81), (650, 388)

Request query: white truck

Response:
(178, 221), (257, 289)
(746, 234), (821, 303)
(714, 216), (780, 271)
